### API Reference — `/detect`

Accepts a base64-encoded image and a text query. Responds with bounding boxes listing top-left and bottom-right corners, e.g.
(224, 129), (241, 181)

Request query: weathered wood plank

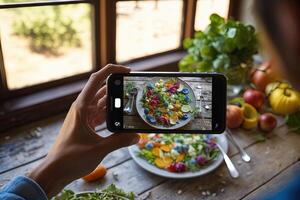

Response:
(66, 159), (165, 194)
(0, 159), (42, 187)
(138, 132), (300, 200)
(0, 115), (65, 174)
(0, 147), (131, 186)
(123, 115), (212, 131)
(0, 153), (163, 195)
(242, 161), (300, 200)
(101, 147), (131, 169)
(0, 114), (131, 174)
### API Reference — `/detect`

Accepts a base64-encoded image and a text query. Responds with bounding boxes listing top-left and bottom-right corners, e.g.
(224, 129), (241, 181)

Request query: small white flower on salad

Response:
(171, 149), (180, 159)
(188, 145), (197, 157)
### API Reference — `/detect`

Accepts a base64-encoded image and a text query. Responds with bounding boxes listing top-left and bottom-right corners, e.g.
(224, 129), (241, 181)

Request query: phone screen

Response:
(123, 76), (213, 131)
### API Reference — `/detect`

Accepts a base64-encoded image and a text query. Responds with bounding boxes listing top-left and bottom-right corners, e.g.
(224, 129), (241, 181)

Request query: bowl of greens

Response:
(53, 184), (135, 200)
(136, 77), (196, 129)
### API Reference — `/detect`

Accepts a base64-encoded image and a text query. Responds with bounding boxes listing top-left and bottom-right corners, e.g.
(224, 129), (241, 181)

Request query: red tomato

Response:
(167, 163), (177, 172)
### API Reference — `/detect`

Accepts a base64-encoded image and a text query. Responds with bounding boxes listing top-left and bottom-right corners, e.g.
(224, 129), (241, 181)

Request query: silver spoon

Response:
(226, 128), (251, 163)
(124, 88), (138, 114)
(216, 143), (239, 178)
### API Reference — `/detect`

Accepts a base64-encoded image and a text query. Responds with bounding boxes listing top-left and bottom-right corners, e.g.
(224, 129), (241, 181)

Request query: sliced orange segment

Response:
(154, 158), (166, 168)
(176, 153), (185, 162)
(139, 133), (148, 138)
(152, 147), (161, 157)
(163, 156), (173, 167)
(153, 142), (161, 147)
(161, 144), (172, 152)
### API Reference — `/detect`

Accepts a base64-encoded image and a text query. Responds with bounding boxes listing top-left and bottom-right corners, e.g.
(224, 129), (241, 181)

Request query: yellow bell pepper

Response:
(267, 82), (300, 115)
(241, 103), (258, 129)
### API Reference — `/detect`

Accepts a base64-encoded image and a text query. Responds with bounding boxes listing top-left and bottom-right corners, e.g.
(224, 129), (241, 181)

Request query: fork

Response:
(216, 143), (240, 178)
(226, 128), (251, 163)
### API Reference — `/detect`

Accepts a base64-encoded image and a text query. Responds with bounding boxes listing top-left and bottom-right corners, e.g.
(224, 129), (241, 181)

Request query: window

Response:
(116, 0), (184, 63)
(0, 3), (94, 89)
(0, 0), (235, 132)
(194, 0), (230, 31)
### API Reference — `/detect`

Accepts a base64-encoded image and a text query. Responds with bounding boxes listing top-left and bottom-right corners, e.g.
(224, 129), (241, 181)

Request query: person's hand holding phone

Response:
(28, 64), (140, 198)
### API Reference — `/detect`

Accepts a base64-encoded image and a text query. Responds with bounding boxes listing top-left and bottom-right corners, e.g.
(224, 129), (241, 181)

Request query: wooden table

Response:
(123, 76), (212, 130)
(1, 114), (300, 200)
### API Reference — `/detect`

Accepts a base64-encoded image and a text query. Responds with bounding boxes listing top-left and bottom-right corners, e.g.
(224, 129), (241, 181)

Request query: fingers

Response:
(97, 95), (107, 109)
(90, 96), (106, 127)
(96, 85), (107, 100)
(79, 64), (130, 104)
(100, 133), (140, 154)
(92, 85), (107, 105)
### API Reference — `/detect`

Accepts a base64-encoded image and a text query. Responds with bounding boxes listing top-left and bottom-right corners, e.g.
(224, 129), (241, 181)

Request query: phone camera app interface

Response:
(123, 76), (212, 130)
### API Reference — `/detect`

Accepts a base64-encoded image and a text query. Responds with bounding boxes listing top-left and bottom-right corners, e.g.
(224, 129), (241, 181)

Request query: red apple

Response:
(243, 89), (265, 110)
(251, 61), (271, 91)
(251, 61), (281, 91)
(226, 105), (244, 129)
(259, 113), (277, 132)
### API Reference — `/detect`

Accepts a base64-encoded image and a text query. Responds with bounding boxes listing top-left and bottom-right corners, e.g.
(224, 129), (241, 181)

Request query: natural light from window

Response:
(116, 0), (183, 63)
(194, 0), (230, 31)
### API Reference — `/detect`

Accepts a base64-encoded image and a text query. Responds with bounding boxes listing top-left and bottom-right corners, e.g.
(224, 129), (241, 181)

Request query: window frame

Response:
(0, 0), (239, 132)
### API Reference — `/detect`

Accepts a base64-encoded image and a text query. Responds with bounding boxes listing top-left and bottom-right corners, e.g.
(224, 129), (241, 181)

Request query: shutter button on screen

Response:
(114, 98), (121, 108)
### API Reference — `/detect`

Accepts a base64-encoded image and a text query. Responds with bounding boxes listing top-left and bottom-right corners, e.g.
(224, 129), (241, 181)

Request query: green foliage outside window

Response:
(12, 6), (83, 55)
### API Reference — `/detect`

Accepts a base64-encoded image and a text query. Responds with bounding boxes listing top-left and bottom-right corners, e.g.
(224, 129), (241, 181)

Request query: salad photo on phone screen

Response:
(123, 76), (212, 130)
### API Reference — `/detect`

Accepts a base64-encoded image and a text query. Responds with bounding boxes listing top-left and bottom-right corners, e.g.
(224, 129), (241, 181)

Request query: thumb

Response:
(101, 133), (140, 153)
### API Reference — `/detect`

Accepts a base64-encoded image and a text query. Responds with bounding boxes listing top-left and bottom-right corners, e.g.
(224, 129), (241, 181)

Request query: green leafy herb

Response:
(139, 149), (155, 163)
(54, 184), (135, 200)
(255, 132), (266, 143)
(285, 111), (300, 134)
(179, 14), (258, 84)
(125, 82), (136, 97)
(229, 97), (245, 107)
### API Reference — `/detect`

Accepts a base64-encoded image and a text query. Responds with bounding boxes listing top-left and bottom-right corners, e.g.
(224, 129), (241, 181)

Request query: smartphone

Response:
(106, 72), (226, 134)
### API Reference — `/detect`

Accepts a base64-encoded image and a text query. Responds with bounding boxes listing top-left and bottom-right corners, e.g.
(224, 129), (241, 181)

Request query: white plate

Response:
(128, 133), (228, 179)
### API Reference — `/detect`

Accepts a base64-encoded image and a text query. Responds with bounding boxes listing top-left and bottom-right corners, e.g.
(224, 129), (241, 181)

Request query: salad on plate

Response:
(138, 133), (220, 173)
(139, 78), (196, 129)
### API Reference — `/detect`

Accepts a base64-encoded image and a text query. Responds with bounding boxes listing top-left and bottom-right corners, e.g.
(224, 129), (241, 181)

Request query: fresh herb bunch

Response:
(54, 184), (135, 200)
(179, 14), (258, 84)
(285, 110), (300, 134)
(124, 82), (136, 97)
